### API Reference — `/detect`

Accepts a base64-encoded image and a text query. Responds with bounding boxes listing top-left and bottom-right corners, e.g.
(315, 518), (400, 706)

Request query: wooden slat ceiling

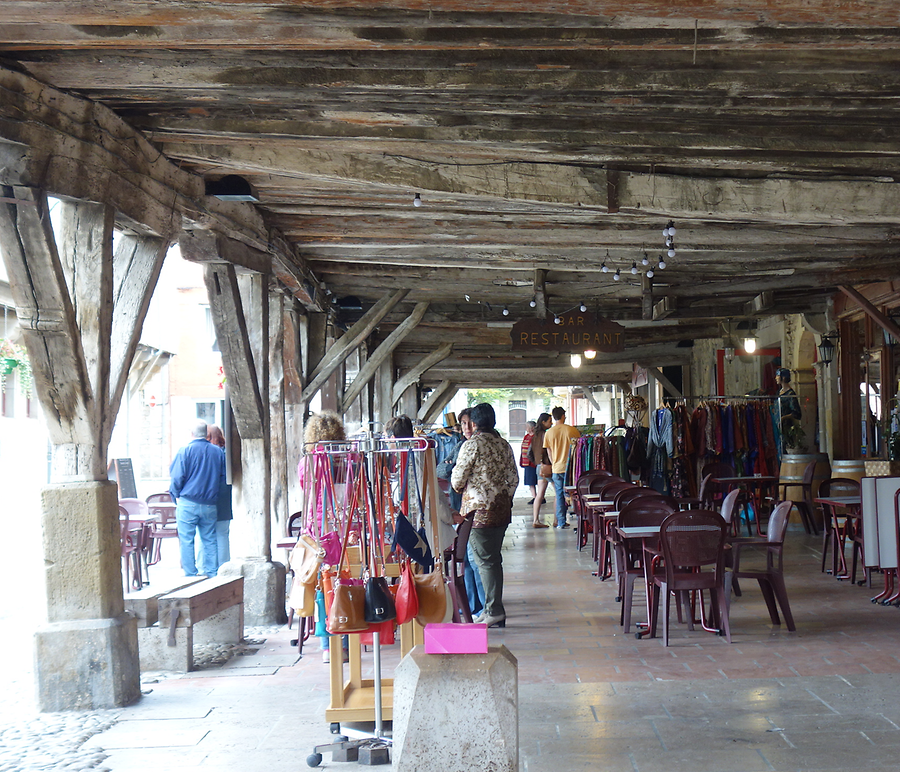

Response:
(3, 1), (900, 388)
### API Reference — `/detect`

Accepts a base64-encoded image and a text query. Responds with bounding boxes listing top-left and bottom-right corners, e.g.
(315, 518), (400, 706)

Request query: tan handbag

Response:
(540, 463), (553, 479)
(413, 562), (451, 625)
(291, 534), (325, 585)
(288, 576), (316, 616)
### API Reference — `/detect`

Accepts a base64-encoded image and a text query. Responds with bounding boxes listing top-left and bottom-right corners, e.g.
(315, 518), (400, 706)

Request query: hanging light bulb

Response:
(642, 253), (650, 266)
(658, 256), (667, 269)
(667, 243), (676, 258)
(413, 192), (422, 207)
(554, 314), (561, 325)
(584, 349), (597, 359)
(724, 346), (735, 362)
(502, 306), (509, 316)
(631, 261), (638, 275)
(663, 220), (676, 238)
(743, 336), (757, 354)
(529, 296), (537, 308)
(570, 354), (582, 368)
(646, 267), (655, 278)
(579, 301), (587, 312)
(613, 269), (621, 281)
(601, 262), (608, 273)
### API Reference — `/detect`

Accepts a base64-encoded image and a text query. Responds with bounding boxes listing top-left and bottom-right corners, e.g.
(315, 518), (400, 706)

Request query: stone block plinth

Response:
(34, 613), (140, 711)
(218, 558), (286, 625)
(392, 644), (518, 772)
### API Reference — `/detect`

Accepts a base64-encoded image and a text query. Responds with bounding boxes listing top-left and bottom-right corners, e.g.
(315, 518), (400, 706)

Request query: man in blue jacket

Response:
(170, 420), (226, 577)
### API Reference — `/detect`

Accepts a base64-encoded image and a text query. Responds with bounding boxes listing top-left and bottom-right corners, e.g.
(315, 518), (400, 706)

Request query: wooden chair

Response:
(648, 509), (732, 646)
(728, 500), (796, 631)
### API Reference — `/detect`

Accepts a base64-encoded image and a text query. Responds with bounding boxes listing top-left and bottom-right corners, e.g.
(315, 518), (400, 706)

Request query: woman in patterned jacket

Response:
(451, 402), (519, 628)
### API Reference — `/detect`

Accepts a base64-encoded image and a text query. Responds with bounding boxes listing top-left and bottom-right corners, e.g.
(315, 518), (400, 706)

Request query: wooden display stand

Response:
(325, 620), (424, 723)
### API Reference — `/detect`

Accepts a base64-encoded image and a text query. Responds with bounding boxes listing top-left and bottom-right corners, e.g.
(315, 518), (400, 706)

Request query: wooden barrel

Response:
(780, 453), (831, 528)
(830, 459), (867, 483)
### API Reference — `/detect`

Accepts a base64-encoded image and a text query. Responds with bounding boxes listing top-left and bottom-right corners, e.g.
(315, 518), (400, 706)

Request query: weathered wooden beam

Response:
(108, 232), (169, 444)
(533, 268), (547, 319)
(301, 289), (408, 404)
(341, 301), (429, 411)
(838, 284), (900, 344)
(578, 387), (603, 415)
(0, 186), (96, 468)
(744, 291), (774, 315)
(652, 297), (676, 321)
(203, 263), (266, 439)
(650, 367), (684, 400)
(180, 229), (271, 274)
(417, 381), (458, 425)
(392, 342), (454, 406)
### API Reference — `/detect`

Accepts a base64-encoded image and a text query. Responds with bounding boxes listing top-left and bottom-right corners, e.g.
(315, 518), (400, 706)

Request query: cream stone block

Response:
(392, 644), (518, 772)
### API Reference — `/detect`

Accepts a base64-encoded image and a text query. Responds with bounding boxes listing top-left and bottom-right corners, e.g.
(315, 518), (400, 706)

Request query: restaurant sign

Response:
(510, 311), (625, 353)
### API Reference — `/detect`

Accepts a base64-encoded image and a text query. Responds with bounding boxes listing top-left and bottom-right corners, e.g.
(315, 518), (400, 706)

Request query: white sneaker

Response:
(322, 650), (330, 663)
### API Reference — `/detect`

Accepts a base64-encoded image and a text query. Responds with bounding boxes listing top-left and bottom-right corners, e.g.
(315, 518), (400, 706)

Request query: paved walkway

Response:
(12, 499), (900, 771)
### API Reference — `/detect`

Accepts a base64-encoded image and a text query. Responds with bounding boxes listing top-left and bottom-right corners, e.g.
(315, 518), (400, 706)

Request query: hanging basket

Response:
(0, 358), (17, 378)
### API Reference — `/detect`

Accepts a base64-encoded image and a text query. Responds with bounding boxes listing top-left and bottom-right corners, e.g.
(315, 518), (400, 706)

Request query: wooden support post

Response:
(533, 269), (547, 319)
(418, 381), (458, 425)
(301, 289), (408, 404)
(343, 302), (429, 411)
(392, 343), (454, 406)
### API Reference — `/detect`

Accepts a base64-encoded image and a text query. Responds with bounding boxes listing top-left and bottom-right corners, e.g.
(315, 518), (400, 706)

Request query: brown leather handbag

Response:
(413, 561), (452, 625)
(328, 580), (369, 633)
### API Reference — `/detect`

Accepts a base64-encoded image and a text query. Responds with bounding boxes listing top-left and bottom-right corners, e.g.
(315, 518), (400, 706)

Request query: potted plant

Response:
(782, 419), (808, 452)
(0, 338), (34, 397)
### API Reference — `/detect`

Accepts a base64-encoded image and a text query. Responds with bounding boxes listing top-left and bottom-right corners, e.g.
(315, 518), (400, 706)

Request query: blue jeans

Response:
(465, 542), (485, 614)
(176, 499), (218, 576)
(552, 472), (568, 527)
(197, 519), (231, 570)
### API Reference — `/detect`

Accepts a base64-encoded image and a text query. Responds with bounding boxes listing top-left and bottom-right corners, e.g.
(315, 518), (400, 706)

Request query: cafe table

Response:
(814, 494), (861, 578)
(712, 475), (779, 536)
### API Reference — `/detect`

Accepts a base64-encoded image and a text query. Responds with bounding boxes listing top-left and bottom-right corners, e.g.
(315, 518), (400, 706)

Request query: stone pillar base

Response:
(392, 644), (518, 772)
(34, 613), (140, 711)
(218, 558), (287, 626)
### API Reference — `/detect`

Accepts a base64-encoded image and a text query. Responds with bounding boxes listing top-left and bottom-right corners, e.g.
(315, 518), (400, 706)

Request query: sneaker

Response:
(322, 650), (330, 663)
(559, 522), (571, 529)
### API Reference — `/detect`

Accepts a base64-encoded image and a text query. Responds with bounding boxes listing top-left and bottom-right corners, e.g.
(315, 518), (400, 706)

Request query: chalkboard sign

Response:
(108, 458), (137, 499)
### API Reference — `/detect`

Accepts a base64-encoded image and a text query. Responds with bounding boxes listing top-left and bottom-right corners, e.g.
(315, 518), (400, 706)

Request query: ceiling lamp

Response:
(529, 296), (537, 308)
(646, 267), (655, 278)
(570, 354), (582, 368)
(579, 301), (587, 312)
(613, 269), (621, 281)
(583, 349), (597, 359)
(743, 335), (757, 354)
(502, 306), (509, 316)
(631, 261), (638, 275)
(554, 314), (562, 325)
(204, 175), (259, 202)
(413, 192), (422, 207)
(724, 346), (736, 362)
(641, 253), (650, 266)
(658, 255), (667, 270)
(663, 220), (676, 238)
(818, 332), (838, 365)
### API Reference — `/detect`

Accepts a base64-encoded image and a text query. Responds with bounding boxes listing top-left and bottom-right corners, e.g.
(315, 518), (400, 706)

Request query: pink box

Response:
(423, 623), (488, 654)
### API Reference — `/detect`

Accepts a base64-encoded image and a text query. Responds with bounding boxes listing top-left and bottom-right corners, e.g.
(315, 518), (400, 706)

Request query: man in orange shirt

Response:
(543, 406), (581, 528)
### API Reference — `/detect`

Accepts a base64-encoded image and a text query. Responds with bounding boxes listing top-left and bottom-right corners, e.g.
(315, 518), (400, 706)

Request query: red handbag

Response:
(394, 559), (419, 624)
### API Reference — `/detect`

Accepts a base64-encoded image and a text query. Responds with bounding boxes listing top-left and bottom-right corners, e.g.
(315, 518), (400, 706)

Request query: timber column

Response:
(0, 192), (161, 710)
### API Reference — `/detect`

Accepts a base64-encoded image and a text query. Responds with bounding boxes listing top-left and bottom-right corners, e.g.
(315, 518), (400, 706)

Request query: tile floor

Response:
(88, 501), (900, 771)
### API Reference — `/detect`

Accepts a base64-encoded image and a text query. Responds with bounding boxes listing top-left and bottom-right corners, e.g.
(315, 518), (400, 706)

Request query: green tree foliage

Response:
(466, 388), (514, 406)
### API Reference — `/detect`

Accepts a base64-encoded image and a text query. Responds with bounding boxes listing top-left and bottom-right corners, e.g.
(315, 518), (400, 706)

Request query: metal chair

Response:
(145, 491), (178, 566)
(119, 505), (144, 592)
(777, 459), (819, 535)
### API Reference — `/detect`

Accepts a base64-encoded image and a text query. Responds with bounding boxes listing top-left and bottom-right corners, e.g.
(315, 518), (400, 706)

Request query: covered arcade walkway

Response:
(74, 500), (900, 772)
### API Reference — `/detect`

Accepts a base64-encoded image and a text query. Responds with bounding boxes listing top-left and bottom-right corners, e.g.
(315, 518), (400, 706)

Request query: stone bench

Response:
(136, 576), (244, 672)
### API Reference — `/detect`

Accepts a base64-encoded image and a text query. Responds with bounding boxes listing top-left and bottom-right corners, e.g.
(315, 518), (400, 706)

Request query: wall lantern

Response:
(818, 333), (838, 365)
